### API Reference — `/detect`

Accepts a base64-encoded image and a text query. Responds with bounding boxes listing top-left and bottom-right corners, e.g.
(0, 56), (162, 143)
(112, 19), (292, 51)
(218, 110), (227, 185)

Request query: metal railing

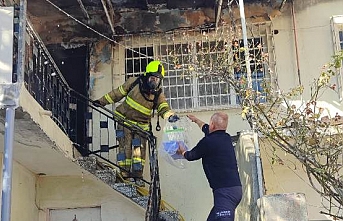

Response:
(23, 21), (161, 221)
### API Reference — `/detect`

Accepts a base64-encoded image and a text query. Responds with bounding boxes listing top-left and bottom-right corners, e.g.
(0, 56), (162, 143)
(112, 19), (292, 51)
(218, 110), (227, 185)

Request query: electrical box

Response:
(0, 7), (14, 84)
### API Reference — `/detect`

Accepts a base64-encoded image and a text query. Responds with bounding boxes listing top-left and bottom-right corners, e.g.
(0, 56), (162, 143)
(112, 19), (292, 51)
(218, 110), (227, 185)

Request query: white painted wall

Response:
(0, 153), (145, 221)
(0, 154), (39, 221)
(0, 7), (14, 84)
(272, 0), (343, 103)
(267, 1), (343, 219)
(37, 175), (145, 221)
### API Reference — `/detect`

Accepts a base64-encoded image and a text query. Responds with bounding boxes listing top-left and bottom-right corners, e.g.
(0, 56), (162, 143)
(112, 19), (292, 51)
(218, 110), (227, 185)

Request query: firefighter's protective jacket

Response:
(98, 76), (174, 130)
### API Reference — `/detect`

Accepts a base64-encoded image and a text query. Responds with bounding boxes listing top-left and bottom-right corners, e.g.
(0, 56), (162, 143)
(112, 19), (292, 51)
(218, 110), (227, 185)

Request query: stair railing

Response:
(24, 21), (161, 221)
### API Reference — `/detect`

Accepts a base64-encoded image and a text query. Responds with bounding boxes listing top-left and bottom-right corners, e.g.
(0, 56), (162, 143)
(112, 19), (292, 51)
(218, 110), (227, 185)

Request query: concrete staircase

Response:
(77, 156), (182, 221)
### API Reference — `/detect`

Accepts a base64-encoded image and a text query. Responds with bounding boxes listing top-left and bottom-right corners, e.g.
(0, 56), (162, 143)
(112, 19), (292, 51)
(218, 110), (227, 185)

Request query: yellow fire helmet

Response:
(144, 60), (165, 79)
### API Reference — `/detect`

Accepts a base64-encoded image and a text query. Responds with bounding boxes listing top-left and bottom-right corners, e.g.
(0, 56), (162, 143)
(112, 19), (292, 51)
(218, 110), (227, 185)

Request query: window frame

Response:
(123, 22), (276, 112)
(331, 15), (343, 100)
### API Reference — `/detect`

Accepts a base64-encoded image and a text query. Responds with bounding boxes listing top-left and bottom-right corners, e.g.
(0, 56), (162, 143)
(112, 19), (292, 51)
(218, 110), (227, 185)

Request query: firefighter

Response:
(94, 60), (179, 185)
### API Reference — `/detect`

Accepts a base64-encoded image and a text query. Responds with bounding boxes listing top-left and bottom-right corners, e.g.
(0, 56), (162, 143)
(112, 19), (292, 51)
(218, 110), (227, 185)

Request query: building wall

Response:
(267, 1), (343, 219)
(88, 1), (343, 220)
(0, 155), (39, 221)
(0, 154), (145, 221)
(37, 175), (145, 221)
(3, 85), (145, 221)
(1, 1), (340, 220)
(272, 0), (343, 102)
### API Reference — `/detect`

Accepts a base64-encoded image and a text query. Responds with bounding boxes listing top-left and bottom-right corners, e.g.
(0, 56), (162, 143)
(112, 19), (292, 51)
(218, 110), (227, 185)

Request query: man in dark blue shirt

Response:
(177, 112), (242, 221)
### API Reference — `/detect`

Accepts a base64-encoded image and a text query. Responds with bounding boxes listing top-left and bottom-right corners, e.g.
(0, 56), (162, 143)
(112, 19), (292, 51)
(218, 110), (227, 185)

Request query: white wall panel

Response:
(0, 7), (13, 84)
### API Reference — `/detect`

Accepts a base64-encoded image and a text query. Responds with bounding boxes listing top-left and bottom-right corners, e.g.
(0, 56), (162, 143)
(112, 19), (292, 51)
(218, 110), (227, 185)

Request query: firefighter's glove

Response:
(168, 114), (180, 123)
(93, 100), (103, 107)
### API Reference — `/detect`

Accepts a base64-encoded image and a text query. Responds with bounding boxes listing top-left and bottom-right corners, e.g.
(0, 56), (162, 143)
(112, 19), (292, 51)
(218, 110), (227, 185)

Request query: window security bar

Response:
(122, 22), (277, 112)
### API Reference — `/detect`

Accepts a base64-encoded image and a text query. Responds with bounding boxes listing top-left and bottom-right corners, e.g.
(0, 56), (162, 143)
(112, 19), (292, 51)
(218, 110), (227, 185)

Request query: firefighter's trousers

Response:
(116, 125), (147, 179)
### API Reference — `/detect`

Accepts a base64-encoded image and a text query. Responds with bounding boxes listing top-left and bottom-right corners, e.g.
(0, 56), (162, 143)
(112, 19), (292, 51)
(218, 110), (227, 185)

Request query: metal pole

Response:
(238, 0), (264, 199)
(253, 131), (264, 198)
(1, 0), (26, 220)
(238, 0), (252, 89)
(1, 108), (15, 221)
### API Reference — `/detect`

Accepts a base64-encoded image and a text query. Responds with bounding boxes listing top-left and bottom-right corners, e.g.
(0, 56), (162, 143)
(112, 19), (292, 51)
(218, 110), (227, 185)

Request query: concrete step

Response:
(77, 156), (181, 221)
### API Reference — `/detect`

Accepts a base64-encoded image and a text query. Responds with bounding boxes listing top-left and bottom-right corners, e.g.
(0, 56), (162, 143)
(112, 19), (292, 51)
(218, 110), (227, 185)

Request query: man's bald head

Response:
(210, 112), (228, 132)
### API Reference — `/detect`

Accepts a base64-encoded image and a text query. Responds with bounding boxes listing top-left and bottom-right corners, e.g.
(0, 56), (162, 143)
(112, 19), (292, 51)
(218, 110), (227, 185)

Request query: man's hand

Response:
(187, 114), (198, 123)
(168, 114), (180, 123)
(187, 114), (205, 129)
(176, 141), (186, 156)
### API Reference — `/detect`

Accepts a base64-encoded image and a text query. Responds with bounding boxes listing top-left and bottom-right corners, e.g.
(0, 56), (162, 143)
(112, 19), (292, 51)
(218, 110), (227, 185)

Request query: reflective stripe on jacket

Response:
(115, 111), (150, 131)
(118, 158), (145, 167)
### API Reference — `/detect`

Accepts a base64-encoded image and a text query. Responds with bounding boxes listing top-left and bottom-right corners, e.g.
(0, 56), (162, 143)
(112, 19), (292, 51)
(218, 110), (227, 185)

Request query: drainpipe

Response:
(1, 108), (15, 221)
(291, 0), (302, 86)
(1, 1), (26, 221)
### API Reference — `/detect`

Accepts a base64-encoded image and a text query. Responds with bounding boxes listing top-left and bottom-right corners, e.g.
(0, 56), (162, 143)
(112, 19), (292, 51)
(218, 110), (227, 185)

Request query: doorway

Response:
(49, 207), (101, 221)
(47, 44), (89, 153)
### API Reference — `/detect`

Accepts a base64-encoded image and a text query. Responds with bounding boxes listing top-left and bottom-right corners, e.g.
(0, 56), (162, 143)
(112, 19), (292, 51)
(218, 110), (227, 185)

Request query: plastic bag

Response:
(160, 117), (191, 169)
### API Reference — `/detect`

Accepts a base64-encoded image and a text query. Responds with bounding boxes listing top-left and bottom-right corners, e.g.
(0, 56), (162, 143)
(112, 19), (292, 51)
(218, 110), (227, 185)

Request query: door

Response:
(50, 207), (101, 221)
(47, 44), (89, 154)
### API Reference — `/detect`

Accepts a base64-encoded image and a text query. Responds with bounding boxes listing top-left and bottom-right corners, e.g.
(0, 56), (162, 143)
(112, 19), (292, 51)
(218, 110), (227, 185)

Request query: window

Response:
(125, 46), (153, 79)
(157, 43), (195, 110)
(331, 16), (343, 51)
(124, 22), (275, 111)
(331, 15), (343, 99)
